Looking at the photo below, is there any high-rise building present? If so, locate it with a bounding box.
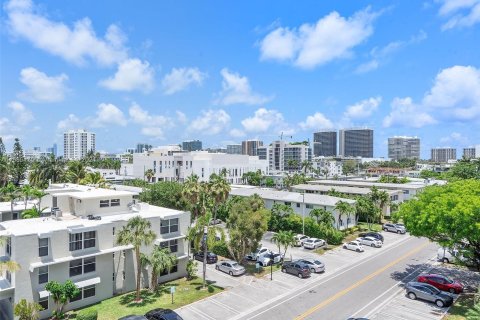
[46,143,57,157]
[339,128,374,158]
[257,141,312,172]
[226,144,242,154]
[388,136,420,160]
[313,131,337,157]
[463,145,480,159]
[182,140,202,152]
[242,140,263,156]
[431,148,456,163]
[63,129,95,160]
[135,143,152,153]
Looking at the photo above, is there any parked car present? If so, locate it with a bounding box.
[145,308,184,320]
[119,316,148,320]
[417,274,464,294]
[357,236,382,248]
[343,241,364,252]
[437,247,467,264]
[303,238,326,249]
[293,234,310,247]
[297,258,325,273]
[193,251,218,264]
[383,223,406,234]
[257,251,283,266]
[281,261,311,278]
[358,232,384,242]
[245,247,270,260]
[405,281,454,307]
[215,260,246,276]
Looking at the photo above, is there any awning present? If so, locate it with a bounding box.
[38,277,101,298]
[67,225,98,233]
[154,234,185,246]
[38,290,49,299]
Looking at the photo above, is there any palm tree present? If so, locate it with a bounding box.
[301,160,313,175]
[21,185,35,210]
[208,172,231,222]
[80,172,107,187]
[22,206,47,219]
[116,216,157,302]
[369,186,390,222]
[182,174,203,219]
[309,208,335,227]
[1,182,20,219]
[14,299,43,320]
[144,169,154,183]
[65,161,86,184]
[0,236,21,273]
[140,247,177,291]
[185,226,197,259]
[334,200,355,229]
[41,154,65,184]
[31,189,47,211]
[271,230,295,262]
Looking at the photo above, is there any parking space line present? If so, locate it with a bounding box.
[209,299,241,314]
[188,305,216,320]
[387,303,445,318]
[229,291,258,303]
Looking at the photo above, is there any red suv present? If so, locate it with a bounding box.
[417,274,463,294]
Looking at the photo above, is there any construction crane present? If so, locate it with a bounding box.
[279,132,293,141]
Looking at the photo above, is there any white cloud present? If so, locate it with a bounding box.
[215,68,272,106]
[128,103,171,127]
[241,108,289,133]
[141,127,165,139]
[57,114,81,130]
[440,132,469,145]
[176,111,188,124]
[259,7,379,69]
[99,59,155,92]
[92,103,127,127]
[382,97,437,128]
[5,0,127,66]
[438,0,480,29]
[343,97,382,119]
[422,65,480,120]
[189,109,230,135]
[19,67,68,102]
[0,118,16,142]
[229,128,246,138]
[161,67,206,95]
[7,101,33,125]
[299,112,333,130]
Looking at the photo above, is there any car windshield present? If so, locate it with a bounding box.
[440,276,454,284]
[395,224,404,227]
[231,263,240,268]
[305,239,313,243]
[314,260,322,265]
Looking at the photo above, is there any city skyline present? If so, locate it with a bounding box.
[1,0,480,159]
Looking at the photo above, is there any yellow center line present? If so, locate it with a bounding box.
[294,241,430,320]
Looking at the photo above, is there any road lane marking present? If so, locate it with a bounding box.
[294,241,431,320]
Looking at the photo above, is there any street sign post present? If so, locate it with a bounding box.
[170,286,175,304]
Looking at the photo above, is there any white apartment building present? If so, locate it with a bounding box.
[257,141,312,172]
[24,148,53,161]
[0,184,189,319]
[63,130,96,160]
[312,157,343,177]
[463,145,480,159]
[133,146,268,183]
[388,136,420,160]
[229,187,356,229]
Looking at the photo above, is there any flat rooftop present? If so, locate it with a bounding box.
[47,184,135,199]
[291,184,399,195]
[230,187,355,207]
[308,179,428,190]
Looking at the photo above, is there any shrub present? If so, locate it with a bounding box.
[76,309,98,320]
[211,241,231,258]
[186,260,198,280]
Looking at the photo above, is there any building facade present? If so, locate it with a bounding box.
[463,145,480,159]
[132,146,268,183]
[241,140,263,156]
[388,136,420,160]
[0,184,189,319]
[257,141,312,172]
[339,128,373,158]
[313,131,337,157]
[312,157,343,177]
[431,148,457,163]
[226,144,242,155]
[63,130,96,160]
[182,140,202,152]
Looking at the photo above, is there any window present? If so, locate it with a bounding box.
[160,218,179,234]
[111,199,120,207]
[122,271,126,280]
[100,200,110,208]
[38,296,48,310]
[70,259,83,277]
[160,240,178,253]
[306,204,314,209]
[6,271,11,283]
[69,233,83,251]
[83,257,96,273]
[70,290,82,302]
[38,266,48,284]
[39,238,49,257]
[284,202,291,206]
[83,231,96,249]
[83,285,96,298]
[296,203,300,208]
[6,237,11,256]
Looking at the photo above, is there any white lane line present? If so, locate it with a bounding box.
[209,298,241,314]
[231,235,417,320]
[188,305,216,320]
[228,290,257,303]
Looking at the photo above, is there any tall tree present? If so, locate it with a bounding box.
[140,247,177,291]
[65,161,86,184]
[182,174,203,218]
[21,185,35,210]
[80,172,107,187]
[309,208,335,226]
[301,160,313,175]
[369,186,390,222]
[208,172,231,222]
[0,137,5,157]
[40,154,65,184]
[1,182,20,219]
[144,169,154,183]
[116,216,157,301]
[271,230,295,262]
[0,154,9,187]
[334,200,355,229]
[140,181,187,210]
[14,299,43,320]
[45,280,80,317]
[10,138,27,185]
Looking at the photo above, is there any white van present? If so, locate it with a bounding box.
[437,247,463,263]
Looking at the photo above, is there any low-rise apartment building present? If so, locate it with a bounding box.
[0,184,189,319]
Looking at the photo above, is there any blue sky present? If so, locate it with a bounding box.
[1,0,480,158]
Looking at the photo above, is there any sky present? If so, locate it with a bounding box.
[1,0,480,159]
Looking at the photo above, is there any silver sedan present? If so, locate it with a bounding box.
[297,259,325,273]
[215,260,246,276]
[357,236,383,248]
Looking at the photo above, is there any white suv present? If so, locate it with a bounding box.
[257,251,283,266]
[383,223,406,234]
[245,247,270,261]
[293,234,310,247]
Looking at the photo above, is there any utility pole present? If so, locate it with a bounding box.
[202,226,208,289]
[302,192,305,235]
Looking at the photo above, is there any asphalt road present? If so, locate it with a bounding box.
[237,236,438,320]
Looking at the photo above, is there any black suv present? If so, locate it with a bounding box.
[145,308,183,320]
[194,251,218,264]
[358,232,384,242]
[281,261,311,278]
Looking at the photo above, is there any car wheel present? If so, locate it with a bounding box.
[281,268,286,273]
[215,265,219,270]
[384,228,388,232]
[311,268,316,273]
[408,292,417,300]
[442,258,450,263]
[356,248,360,252]
[229,271,233,276]
[343,245,347,249]
[371,244,375,247]
[449,288,456,294]
[298,273,303,279]
[435,300,445,308]
[397,230,401,234]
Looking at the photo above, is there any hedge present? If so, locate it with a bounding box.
[76,309,98,320]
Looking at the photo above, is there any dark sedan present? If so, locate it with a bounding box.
[281,261,311,278]
[194,251,218,264]
[145,308,183,320]
[358,232,384,242]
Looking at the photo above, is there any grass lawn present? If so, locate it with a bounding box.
[69,277,223,320]
[244,261,282,278]
[356,222,382,232]
[443,294,476,320]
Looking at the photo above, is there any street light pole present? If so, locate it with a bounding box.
[203,226,208,289]
[302,192,305,235]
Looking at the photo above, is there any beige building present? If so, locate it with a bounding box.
[0,184,189,319]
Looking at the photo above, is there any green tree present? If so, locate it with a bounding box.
[264,176,275,188]
[271,230,295,261]
[116,216,157,301]
[301,160,313,175]
[208,172,231,222]
[65,161,86,184]
[22,206,47,219]
[0,138,8,186]
[342,160,357,176]
[10,138,27,185]
[21,185,35,210]
[368,186,390,222]
[242,170,262,186]
[399,180,480,269]
[140,181,186,210]
[45,280,80,317]
[31,188,47,211]
[80,172,106,187]
[226,195,270,263]
[37,154,66,184]
[309,208,335,227]
[0,137,5,157]
[335,200,355,229]
[182,174,203,218]
[140,247,177,291]
[144,169,154,182]
[268,203,294,232]
[14,299,43,320]
[355,196,379,230]
[1,182,20,218]
[186,259,198,280]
